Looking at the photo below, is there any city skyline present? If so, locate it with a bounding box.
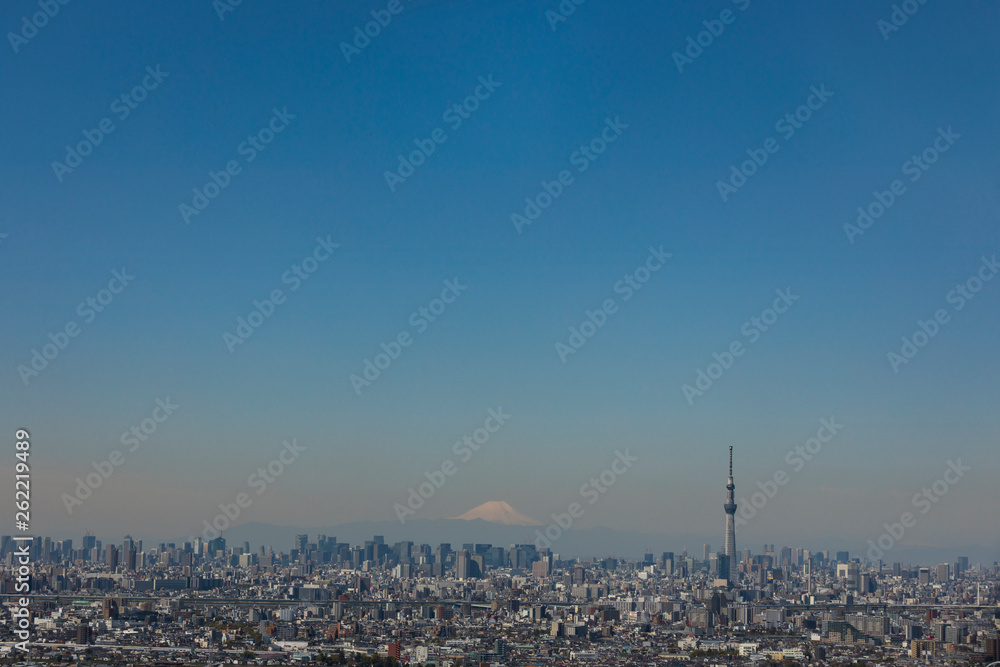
[2,530,988,571]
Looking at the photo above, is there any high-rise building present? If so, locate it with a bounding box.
[984,635,1000,661]
[456,549,471,579]
[716,554,730,581]
[102,598,119,620]
[512,544,538,570]
[702,544,711,562]
[438,543,452,565]
[395,541,414,562]
[485,546,505,568]
[723,446,737,585]
[470,553,485,576]
[76,625,93,644]
[662,552,674,574]
[105,545,119,570]
[837,562,860,590]
[208,537,225,556]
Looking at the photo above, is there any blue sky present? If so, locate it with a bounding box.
[1,0,998,554]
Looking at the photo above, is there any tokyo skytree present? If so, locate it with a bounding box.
[724,446,737,585]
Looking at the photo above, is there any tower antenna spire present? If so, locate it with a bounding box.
[723,446,737,586]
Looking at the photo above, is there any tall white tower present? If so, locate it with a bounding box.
[724,446,737,585]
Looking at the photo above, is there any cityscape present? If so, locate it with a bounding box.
[4,451,1000,665]
[3,1,1000,666]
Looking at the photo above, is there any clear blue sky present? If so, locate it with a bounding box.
[2,0,998,553]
